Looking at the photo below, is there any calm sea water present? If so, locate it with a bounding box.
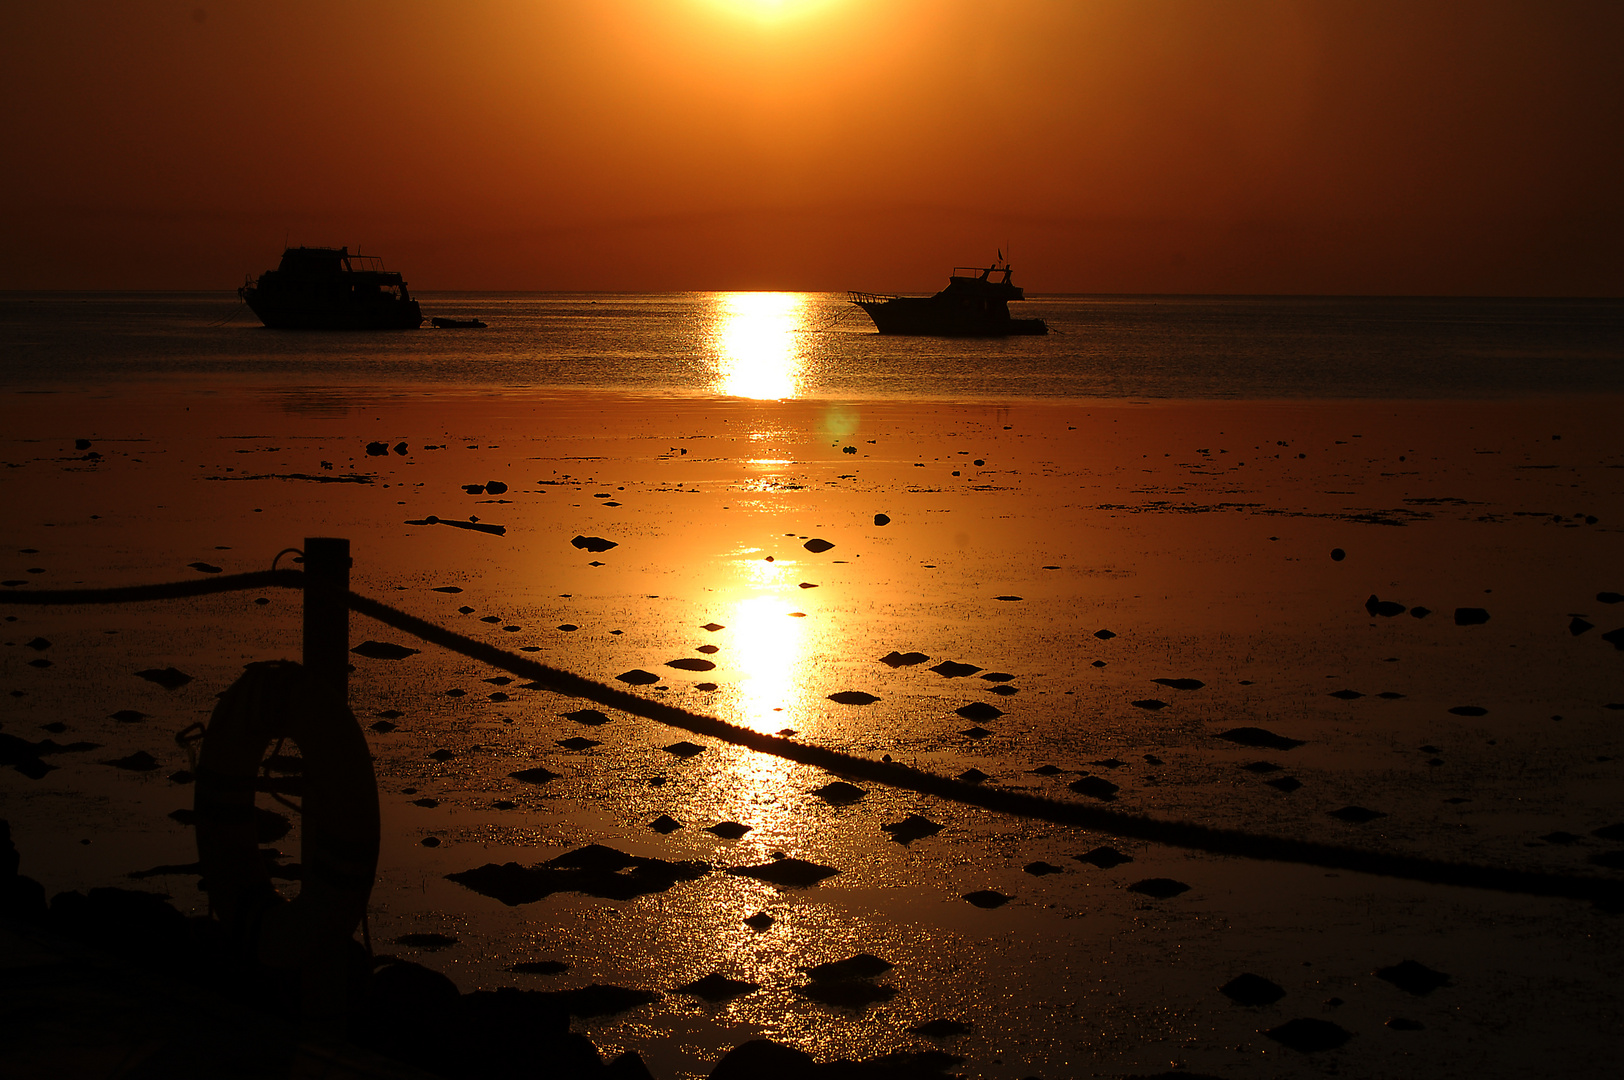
[1,290,1620,399]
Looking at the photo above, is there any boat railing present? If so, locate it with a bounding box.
[345,254,389,273]
[847,290,897,305]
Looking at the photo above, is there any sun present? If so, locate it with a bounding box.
[702,0,845,25]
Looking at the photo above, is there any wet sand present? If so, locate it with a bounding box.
[4,386,1623,1078]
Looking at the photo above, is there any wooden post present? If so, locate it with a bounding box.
[301,536,350,709]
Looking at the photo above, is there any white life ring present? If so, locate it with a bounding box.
[194,660,379,967]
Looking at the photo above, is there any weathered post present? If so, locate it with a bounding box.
[301,536,351,709]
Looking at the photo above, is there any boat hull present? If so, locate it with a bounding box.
[855,296,1047,337]
[241,287,423,330]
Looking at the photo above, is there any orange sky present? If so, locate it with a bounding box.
[4,0,1620,294]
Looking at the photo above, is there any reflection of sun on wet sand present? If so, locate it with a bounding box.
[4,387,1624,1078]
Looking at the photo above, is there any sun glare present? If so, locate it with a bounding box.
[708,291,809,399]
[725,592,810,733]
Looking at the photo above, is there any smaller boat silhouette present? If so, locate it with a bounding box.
[239,246,423,330]
[849,261,1047,336]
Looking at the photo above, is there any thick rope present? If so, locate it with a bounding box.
[6,573,1620,904]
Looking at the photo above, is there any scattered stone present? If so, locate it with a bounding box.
[1217,727,1304,750]
[566,709,612,727]
[677,973,759,1001]
[444,688,467,698]
[110,710,147,723]
[1090,758,1126,769]
[993,595,1022,602]
[1077,846,1132,869]
[960,726,991,739]
[1131,698,1168,710]
[103,751,160,772]
[956,768,989,784]
[805,953,893,982]
[1597,591,1624,604]
[370,720,398,733]
[1221,973,1286,1006]
[930,660,981,678]
[1266,777,1303,792]
[394,932,459,950]
[1329,806,1387,824]
[1592,823,1624,841]
[695,682,719,691]
[879,650,930,667]
[557,737,599,751]
[726,858,840,887]
[874,513,890,526]
[1152,678,1205,690]
[1410,606,1432,618]
[662,741,705,758]
[509,767,559,784]
[1448,705,1488,716]
[510,960,569,975]
[794,981,895,1008]
[135,667,192,690]
[980,671,1015,682]
[1127,878,1190,899]
[1375,960,1452,995]
[24,637,50,651]
[1365,595,1406,617]
[812,781,865,804]
[1242,760,1282,773]
[1603,627,1624,650]
[955,701,1003,721]
[351,640,420,660]
[1030,764,1063,775]
[707,822,752,840]
[485,480,508,494]
[1094,629,1116,639]
[366,441,389,456]
[1023,861,1064,876]
[187,562,223,574]
[449,845,711,904]
[666,658,716,672]
[1143,753,1163,765]
[1264,1017,1352,1053]
[616,669,660,686]
[827,691,879,705]
[1330,548,1345,561]
[1540,831,1583,845]
[1330,689,1364,700]
[744,912,774,930]
[701,622,726,632]
[1387,1017,1425,1031]
[802,538,834,553]
[1069,776,1119,800]
[571,535,618,552]
[963,890,1010,908]
[910,1019,972,1038]
[1378,691,1406,699]
[1454,607,1491,626]
[882,814,942,844]
[649,815,682,834]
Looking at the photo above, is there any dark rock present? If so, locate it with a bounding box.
[649,814,683,834]
[827,690,879,705]
[370,720,398,733]
[1127,878,1190,899]
[1023,861,1064,876]
[1329,805,1387,824]
[959,726,991,739]
[366,441,389,456]
[187,562,223,574]
[351,640,420,660]
[1264,1017,1352,1052]
[678,973,760,1001]
[930,660,981,678]
[910,1018,972,1038]
[1365,594,1406,617]
[812,781,866,804]
[1076,846,1132,869]
[1571,616,1594,635]
[667,657,717,672]
[1602,626,1624,650]
[1131,698,1168,710]
[485,480,508,494]
[1454,607,1491,625]
[956,768,989,783]
[1221,972,1286,1006]
[707,822,752,840]
[557,737,599,751]
[1094,629,1116,639]
[1266,776,1303,792]
[1387,1017,1425,1031]
[873,513,890,526]
[993,595,1023,602]
[134,667,192,690]
[1592,823,1624,841]
[103,751,160,772]
[412,798,440,808]
[1375,959,1451,995]
[701,622,726,632]
[23,637,50,651]
[1091,758,1126,769]
[110,710,147,723]
[805,953,893,981]
[963,889,1010,908]
[802,538,834,553]
[1597,591,1624,604]
[616,669,660,685]
[566,709,613,726]
[726,858,839,887]
[1329,689,1364,700]
[394,932,459,950]
[509,766,559,784]
[1217,727,1304,750]
[571,535,618,552]
[744,911,774,930]
[1068,775,1119,800]
[709,1040,820,1080]
[448,845,710,904]
[1587,849,1624,869]
[879,650,930,667]
[1242,760,1283,773]
[1152,678,1205,690]
[1029,764,1063,775]
[882,814,942,844]
[663,741,706,758]
[1448,705,1489,716]
[794,980,896,1008]
[429,747,457,760]
[1330,548,1345,561]
[1410,606,1432,618]
[980,671,1015,682]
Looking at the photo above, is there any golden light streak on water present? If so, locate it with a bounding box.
[710,292,808,399]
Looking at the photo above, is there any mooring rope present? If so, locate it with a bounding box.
[5,573,1620,905]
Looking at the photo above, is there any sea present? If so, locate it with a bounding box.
[2,291,1621,399]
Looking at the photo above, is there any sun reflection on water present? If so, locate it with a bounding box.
[725,592,808,733]
[709,292,809,399]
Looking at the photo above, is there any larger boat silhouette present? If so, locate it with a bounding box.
[849,261,1047,336]
[239,246,423,329]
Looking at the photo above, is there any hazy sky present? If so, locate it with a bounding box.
[4,0,1620,294]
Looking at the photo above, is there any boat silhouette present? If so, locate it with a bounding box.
[849,262,1047,336]
[239,246,423,330]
